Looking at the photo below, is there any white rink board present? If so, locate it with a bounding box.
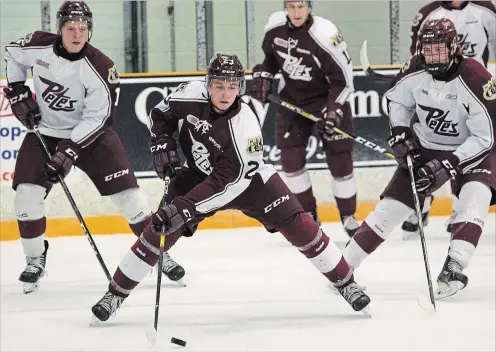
[1,216,495,352]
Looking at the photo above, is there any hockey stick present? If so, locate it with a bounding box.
[34,128,111,281]
[268,94,395,159]
[406,154,436,313]
[147,171,173,346]
[359,40,394,81]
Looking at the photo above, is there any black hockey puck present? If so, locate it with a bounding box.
[170,337,187,347]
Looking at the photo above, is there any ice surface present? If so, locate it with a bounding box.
[1,216,495,351]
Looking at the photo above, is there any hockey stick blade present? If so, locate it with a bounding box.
[359,40,393,81]
[359,40,371,74]
[147,327,158,346]
[417,294,436,314]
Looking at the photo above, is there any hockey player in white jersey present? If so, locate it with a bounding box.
[344,18,496,299]
[3,1,184,293]
[403,0,496,237]
[90,54,370,322]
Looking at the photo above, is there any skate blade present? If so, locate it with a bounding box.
[434,282,464,300]
[22,282,40,294]
[89,315,102,327]
[417,294,436,313]
[174,279,187,288]
[146,327,158,346]
[360,305,371,318]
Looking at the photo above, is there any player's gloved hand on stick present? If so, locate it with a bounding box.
[317,102,344,141]
[250,64,273,104]
[149,134,181,179]
[44,139,80,183]
[387,126,421,169]
[152,197,195,236]
[3,84,41,129]
[415,155,459,196]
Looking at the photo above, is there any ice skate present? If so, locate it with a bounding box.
[401,211,429,240]
[19,240,49,294]
[161,252,186,286]
[342,215,360,238]
[335,279,371,315]
[435,255,468,300]
[91,291,124,324]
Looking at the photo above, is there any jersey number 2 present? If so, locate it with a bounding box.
[244,161,259,179]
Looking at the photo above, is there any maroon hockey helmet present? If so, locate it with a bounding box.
[56,1,93,37]
[417,18,459,75]
[206,53,246,95]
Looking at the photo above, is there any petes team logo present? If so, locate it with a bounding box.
[189,130,212,175]
[246,136,263,155]
[482,77,496,101]
[418,104,459,136]
[187,114,211,135]
[276,51,312,81]
[108,66,120,84]
[39,76,77,112]
[457,33,477,57]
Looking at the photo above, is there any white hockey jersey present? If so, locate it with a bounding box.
[386,56,496,174]
[4,31,119,148]
[410,1,496,71]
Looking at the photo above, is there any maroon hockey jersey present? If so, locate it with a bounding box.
[260,12,354,112]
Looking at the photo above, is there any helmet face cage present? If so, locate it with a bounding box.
[207,75,246,95]
[417,19,458,74]
[206,54,246,95]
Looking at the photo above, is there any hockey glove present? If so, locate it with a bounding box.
[149,134,181,179]
[387,126,421,169]
[250,64,273,104]
[317,102,345,141]
[44,139,81,183]
[3,84,41,129]
[415,155,459,196]
[152,197,195,236]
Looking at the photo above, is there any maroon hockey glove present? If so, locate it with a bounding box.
[318,102,344,141]
[415,155,459,196]
[44,139,81,183]
[250,64,273,104]
[3,84,41,129]
[149,134,181,180]
[152,197,195,235]
[387,126,421,169]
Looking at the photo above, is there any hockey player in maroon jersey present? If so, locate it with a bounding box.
[402,0,496,237]
[250,1,359,237]
[344,18,496,299]
[90,54,371,321]
[3,0,184,293]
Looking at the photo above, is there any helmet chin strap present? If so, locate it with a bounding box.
[211,103,226,114]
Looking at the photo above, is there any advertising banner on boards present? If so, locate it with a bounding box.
[115,70,398,178]
[0,68,400,182]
